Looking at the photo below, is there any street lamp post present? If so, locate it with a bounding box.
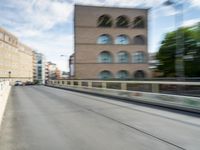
[8,71,11,79]
[163,0,185,80]
[8,71,11,85]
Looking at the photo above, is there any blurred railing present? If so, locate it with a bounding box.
[0,79,10,97]
[0,79,11,128]
[47,79,200,113]
[48,80,200,96]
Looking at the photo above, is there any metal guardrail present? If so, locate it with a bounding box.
[47,80,200,113]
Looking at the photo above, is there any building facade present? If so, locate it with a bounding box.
[55,68,61,80]
[33,52,46,84]
[0,27,33,82]
[72,5,150,79]
[46,61,57,80]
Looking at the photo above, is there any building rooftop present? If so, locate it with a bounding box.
[0,27,18,39]
[75,4,149,11]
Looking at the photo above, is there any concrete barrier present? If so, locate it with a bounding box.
[47,80,200,113]
[0,80,11,128]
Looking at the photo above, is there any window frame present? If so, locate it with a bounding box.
[117,51,129,63]
[133,16,145,28]
[99,70,113,79]
[97,34,112,44]
[97,15,113,27]
[115,35,130,45]
[116,70,129,79]
[132,51,145,63]
[116,15,129,28]
[98,51,113,63]
[133,35,145,45]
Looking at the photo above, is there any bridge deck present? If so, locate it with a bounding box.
[0,86,200,150]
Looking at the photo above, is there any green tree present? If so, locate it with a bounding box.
[156,25,200,77]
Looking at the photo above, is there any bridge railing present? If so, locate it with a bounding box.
[47,79,200,113]
[0,79,11,128]
[48,80,200,96]
[0,79,10,97]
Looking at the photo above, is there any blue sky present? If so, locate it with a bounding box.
[0,0,200,71]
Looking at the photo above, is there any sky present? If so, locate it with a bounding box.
[0,0,200,72]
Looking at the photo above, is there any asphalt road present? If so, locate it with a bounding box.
[0,86,200,150]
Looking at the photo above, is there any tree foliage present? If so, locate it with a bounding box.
[156,25,200,77]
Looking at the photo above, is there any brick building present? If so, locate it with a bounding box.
[71,5,150,79]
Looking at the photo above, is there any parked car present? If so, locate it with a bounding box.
[15,81,23,86]
[25,81,34,85]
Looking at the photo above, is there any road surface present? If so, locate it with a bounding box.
[0,86,200,150]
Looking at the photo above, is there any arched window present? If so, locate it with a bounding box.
[117,70,129,79]
[134,35,145,45]
[97,34,112,44]
[116,15,129,28]
[132,52,145,63]
[133,16,145,28]
[134,70,146,78]
[97,15,112,27]
[98,51,112,63]
[117,51,129,63]
[115,35,130,45]
[99,70,113,79]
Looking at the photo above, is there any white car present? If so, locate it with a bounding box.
[15,81,23,86]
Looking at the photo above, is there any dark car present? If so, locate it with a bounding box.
[25,81,34,86]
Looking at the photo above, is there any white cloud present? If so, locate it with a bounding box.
[190,0,200,7]
[182,18,200,27]
[74,0,164,8]
[2,0,72,32]
[151,6,176,19]
[29,0,72,30]
[13,28,42,37]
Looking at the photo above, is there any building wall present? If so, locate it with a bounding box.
[33,51,37,81]
[74,5,150,79]
[0,27,33,82]
[18,43,33,81]
[75,64,150,79]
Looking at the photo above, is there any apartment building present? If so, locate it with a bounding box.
[33,52,46,84]
[0,27,33,82]
[72,5,150,79]
[46,61,57,80]
[55,68,61,80]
